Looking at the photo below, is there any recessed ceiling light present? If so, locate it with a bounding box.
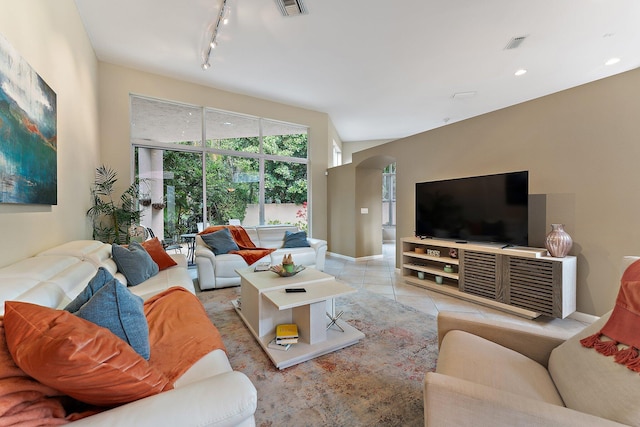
[605,57,620,66]
[514,69,527,76]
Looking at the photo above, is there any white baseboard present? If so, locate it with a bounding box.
[568,311,599,324]
[327,252,383,263]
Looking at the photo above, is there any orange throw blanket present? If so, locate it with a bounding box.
[199,225,275,265]
[581,259,640,371]
[0,319,69,426]
[144,287,226,383]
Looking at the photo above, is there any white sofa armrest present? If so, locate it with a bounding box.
[307,238,327,271]
[70,371,257,427]
[195,236,217,290]
[169,253,188,268]
[437,312,575,367]
[424,372,625,427]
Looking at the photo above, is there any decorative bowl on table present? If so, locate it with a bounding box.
[270,264,305,277]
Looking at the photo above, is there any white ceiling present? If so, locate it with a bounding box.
[74,0,640,142]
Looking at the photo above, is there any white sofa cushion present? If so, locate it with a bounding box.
[46,260,98,297]
[437,329,564,405]
[2,257,101,312]
[128,254,194,300]
[255,226,298,248]
[85,245,121,279]
[14,281,69,311]
[0,278,40,312]
[0,255,80,281]
[38,241,125,284]
[37,240,105,259]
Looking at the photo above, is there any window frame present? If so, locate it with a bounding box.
[130,95,310,232]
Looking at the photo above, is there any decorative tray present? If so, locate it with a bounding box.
[270,264,306,277]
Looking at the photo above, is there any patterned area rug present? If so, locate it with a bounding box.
[198,287,439,427]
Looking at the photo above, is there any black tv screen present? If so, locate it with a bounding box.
[415,171,528,246]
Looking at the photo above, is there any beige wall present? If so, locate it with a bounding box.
[355,167,383,257]
[327,164,357,256]
[342,139,394,164]
[0,0,100,266]
[340,67,640,316]
[97,62,334,240]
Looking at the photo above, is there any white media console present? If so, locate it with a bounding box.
[401,236,576,319]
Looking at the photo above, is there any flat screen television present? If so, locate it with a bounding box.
[415,171,528,246]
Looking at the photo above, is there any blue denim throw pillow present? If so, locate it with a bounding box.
[112,241,159,286]
[64,266,114,313]
[201,227,240,255]
[65,268,150,360]
[282,230,311,248]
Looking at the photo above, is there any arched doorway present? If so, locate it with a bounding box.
[354,155,396,258]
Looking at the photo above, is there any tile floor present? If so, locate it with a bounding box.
[323,243,591,336]
[190,242,590,336]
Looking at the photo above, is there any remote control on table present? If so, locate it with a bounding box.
[285,288,306,293]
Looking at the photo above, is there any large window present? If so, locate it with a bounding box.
[135,148,203,240]
[205,153,259,226]
[130,96,309,240]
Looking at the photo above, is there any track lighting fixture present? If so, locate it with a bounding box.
[202,0,230,71]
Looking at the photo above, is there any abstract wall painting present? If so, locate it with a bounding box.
[0,33,57,205]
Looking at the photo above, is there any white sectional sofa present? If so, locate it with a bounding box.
[195,225,328,290]
[0,240,257,427]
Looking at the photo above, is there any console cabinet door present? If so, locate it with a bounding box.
[459,250,506,302]
[504,257,561,317]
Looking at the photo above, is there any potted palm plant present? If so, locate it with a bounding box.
[87,165,143,244]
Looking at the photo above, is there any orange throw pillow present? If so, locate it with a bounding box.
[0,319,67,422]
[141,238,178,271]
[3,301,172,407]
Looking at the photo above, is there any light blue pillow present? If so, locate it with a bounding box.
[64,267,114,313]
[65,271,150,360]
[282,230,311,248]
[112,241,159,286]
[201,228,239,255]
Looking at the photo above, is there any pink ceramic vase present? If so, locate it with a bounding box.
[545,224,573,257]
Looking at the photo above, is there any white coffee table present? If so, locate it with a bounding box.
[234,267,365,369]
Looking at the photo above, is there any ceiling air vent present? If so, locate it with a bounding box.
[452,91,477,100]
[275,0,308,16]
[504,35,528,50]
